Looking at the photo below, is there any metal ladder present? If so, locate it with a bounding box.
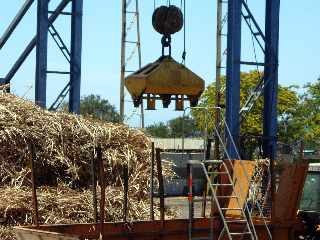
[183,106,272,240]
[47,23,74,111]
[188,159,257,240]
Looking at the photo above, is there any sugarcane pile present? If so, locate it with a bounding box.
[0,93,174,239]
[248,158,271,216]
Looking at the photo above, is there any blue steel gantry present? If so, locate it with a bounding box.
[0,0,83,114]
[1,0,280,159]
[225,0,280,160]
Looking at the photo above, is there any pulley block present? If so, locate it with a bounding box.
[152,5,184,36]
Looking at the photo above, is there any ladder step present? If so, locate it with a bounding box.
[221,208,242,211]
[125,40,138,44]
[208,171,228,175]
[193,198,212,203]
[217,195,237,198]
[204,160,222,164]
[212,183,232,186]
[226,219,247,223]
[230,232,252,235]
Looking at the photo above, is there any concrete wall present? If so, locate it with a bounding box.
[151,138,205,150]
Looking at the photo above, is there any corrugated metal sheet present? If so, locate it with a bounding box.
[151,138,205,150]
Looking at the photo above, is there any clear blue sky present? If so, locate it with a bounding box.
[0,0,319,127]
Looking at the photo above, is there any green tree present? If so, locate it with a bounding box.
[62,95,121,123]
[168,116,198,137]
[283,78,320,148]
[192,70,300,157]
[145,116,199,138]
[193,70,298,134]
[145,122,170,138]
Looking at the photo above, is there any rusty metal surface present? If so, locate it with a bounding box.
[15,218,300,240]
[150,143,155,220]
[156,148,165,225]
[273,162,309,222]
[30,143,39,226]
[152,6,183,35]
[97,146,105,236]
[91,149,98,223]
[16,219,267,240]
[15,227,79,240]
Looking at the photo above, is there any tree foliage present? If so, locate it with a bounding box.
[168,116,198,137]
[62,95,121,123]
[281,78,320,148]
[145,122,170,138]
[192,71,299,137]
[146,116,198,138]
[191,71,301,158]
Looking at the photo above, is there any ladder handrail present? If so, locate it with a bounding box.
[210,161,257,239]
[212,121,259,240]
[183,106,272,240]
[220,160,256,238]
[200,163,234,240]
[184,106,258,239]
[188,160,256,240]
[221,116,272,239]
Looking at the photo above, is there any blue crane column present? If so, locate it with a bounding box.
[263,0,280,160]
[35,0,49,108]
[226,0,242,159]
[69,0,83,114]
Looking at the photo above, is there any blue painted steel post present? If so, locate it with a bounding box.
[226,0,242,159]
[5,0,70,84]
[263,0,280,160]
[0,0,35,49]
[35,0,49,108]
[69,0,83,114]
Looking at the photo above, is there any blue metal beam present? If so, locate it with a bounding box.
[263,0,280,160]
[0,0,35,49]
[226,0,242,159]
[69,0,83,114]
[241,0,265,53]
[35,0,49,108]
[49,82,70,111]
[4,0,71,84]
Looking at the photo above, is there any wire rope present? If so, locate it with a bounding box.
[182,0,186,64]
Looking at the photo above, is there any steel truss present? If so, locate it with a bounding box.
[0,0,83,113]
[120,0,144,128]
[225,0,280,160]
